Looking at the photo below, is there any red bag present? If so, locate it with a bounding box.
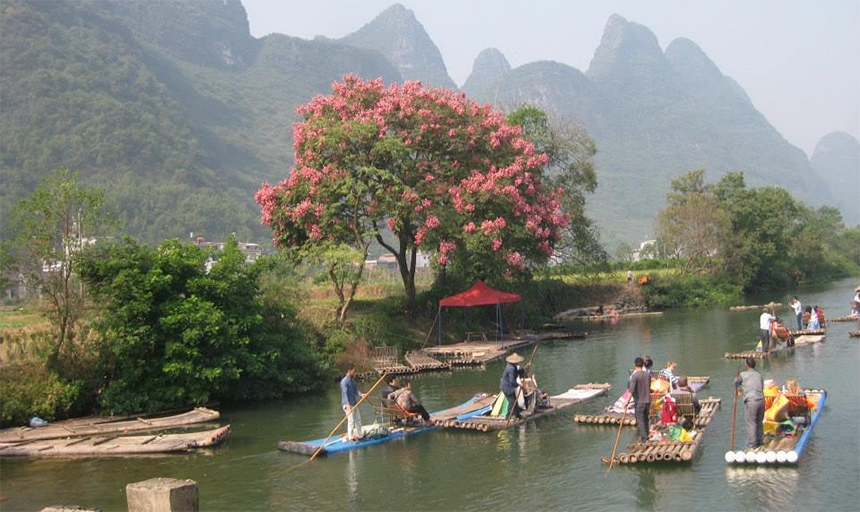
[660,394,677,425]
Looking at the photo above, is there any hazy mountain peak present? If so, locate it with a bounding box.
[813,131,860,155]
[810,132,860,224]
[665,38,721,79]
[587,13,667,82]
[462,48,511,96]
[340,3,456,89]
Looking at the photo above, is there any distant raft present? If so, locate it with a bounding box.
[438,383,612,432]
[725,335,824,359]
[730,303,782,311]
[725,389,825,465]
[828,315,859,323]
[0,425,230,457]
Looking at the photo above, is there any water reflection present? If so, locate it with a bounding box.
[725,466,800,512]
[635,470,657,511]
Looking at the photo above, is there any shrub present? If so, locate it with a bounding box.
[0,362,81,427]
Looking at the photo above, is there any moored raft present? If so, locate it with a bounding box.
[601,398,721,465]
[849,330,860,338]
[0,425,230,457]
[440,383,612,432]
[278,394,495,456]
[0,407,221,443]
[828,315,858,323]
[725,390,825,465]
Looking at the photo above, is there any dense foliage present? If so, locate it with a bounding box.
[77,237,323,414]
[257,76,568,312]
[656,170,860,292]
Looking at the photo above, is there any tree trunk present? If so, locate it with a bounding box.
[376,229,417,313]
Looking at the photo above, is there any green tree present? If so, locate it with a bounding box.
[712,172,798,290]
[506,106,607,267]
[78,237,321,413]
[6,169,114,363]
[656,170,730,275]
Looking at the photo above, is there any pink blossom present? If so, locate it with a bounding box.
[462,222,476,233]
[492,239,503,251]
[425,215,440,229]
[386,218,396,231]
[437,254,449,266]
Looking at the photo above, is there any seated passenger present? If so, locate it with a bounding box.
[380,375,399,401]
[658,361,679,390]
[390,380,434,425]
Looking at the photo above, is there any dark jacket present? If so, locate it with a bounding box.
[500,363,524,396]
[628,369,651,405]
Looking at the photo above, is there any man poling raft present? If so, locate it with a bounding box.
[726,372,825,465]
[495,351,549,421]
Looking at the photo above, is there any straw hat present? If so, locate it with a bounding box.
[505,352,524,364]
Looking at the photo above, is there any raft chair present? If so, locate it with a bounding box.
[374,398,420,428]
[671,392,697,423]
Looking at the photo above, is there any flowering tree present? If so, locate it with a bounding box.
[256,75,568,312]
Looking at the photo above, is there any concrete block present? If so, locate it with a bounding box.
[126,478,199,512]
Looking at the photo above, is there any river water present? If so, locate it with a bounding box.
[2,278,858,512]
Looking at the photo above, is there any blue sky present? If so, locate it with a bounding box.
[242,0,860,157]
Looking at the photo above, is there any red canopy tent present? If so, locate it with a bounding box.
[436,280,523,345]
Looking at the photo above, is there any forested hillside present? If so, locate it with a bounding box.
[1,0,400,244]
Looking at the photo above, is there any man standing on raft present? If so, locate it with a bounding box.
[734,357,764,448]
[628,357,651,442]
[501,352,526,419]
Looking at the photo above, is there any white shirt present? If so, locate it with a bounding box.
[759,312,775,330]
[791,300,802,315]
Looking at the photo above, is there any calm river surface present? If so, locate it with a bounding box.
[2,278,859,512]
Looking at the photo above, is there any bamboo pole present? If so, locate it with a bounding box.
[606,397,631,472]
[309,372,387,461]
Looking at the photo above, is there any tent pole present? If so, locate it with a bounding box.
[438,306,442,346]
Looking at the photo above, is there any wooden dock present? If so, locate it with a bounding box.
[601,398,721,465]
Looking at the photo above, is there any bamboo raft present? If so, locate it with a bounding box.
[828,315,859,323]
[601,398,721,465]
[404,350,450,371]
[725,334,825,359]
[730,303,782,311]
[0,407,220,443]
[564,311,663,321]
[725,390,825,465]
[437,383,612,432]
[850,331,860,338]
[0,425,230,457]
[574,377,710,426]
[538,331,588,341]
[788,329,825,336]
[278,394,496,456]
